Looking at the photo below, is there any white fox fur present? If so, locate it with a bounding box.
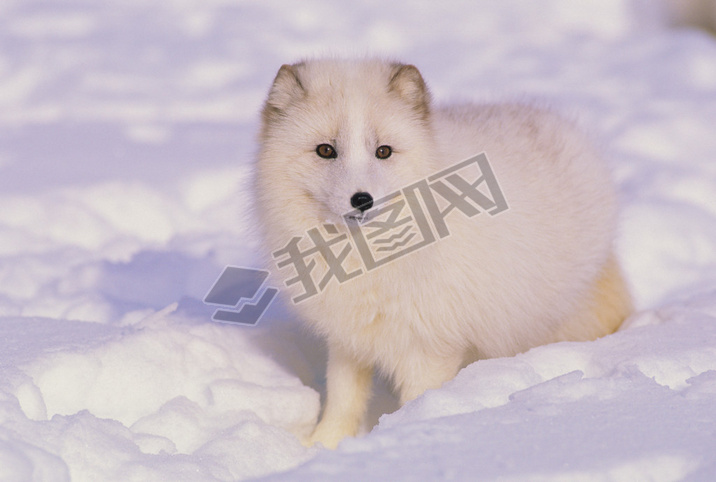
[254,58,632,449]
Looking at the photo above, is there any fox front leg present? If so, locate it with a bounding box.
[394,352,464,406]
[307,344,373,449]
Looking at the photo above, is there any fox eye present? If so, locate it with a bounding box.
[316,144,337,159]
[375,145,392,159]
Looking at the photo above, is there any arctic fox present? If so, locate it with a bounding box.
[254,58,632,449]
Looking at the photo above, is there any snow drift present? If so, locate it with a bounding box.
[1,1,716,480]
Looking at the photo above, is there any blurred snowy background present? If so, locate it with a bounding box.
[1,0,716,480]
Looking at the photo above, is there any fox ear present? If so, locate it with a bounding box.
[266,64,305,112]
[389,64,430,118]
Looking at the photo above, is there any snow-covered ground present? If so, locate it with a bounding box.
[1,1,716,480]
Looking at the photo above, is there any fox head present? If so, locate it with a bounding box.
[256,59,437,233]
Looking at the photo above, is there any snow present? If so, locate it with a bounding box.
[1,0,716,480]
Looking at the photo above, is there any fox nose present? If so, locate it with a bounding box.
[350,192,373,212]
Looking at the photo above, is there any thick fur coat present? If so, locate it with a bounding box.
[254,58,632,449]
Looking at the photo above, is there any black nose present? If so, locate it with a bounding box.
[350,192,373,212]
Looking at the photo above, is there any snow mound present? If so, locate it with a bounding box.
[2,0,716,480]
